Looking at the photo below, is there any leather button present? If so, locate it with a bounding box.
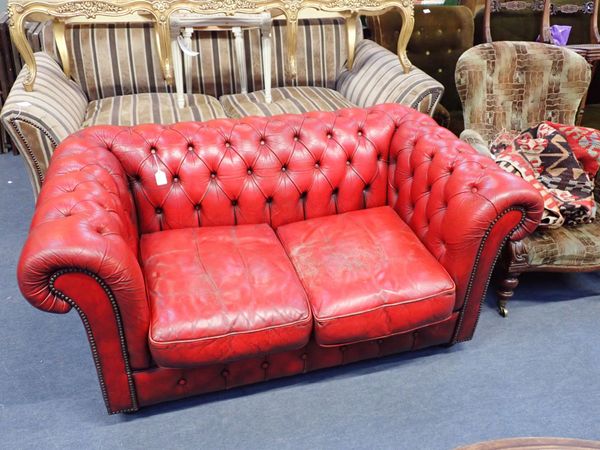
[177,378,187,386]
[425,50,430,56]
[194,204,201,211]
[471,187,478,193]
[231,199,238,206]
[377,339,384,345]
[260,139,265,145]
[150,148,157,154]
[315,162,320,168]
[225,142,231,148]
[266,196,273,204]
[247,168,253,175]
[346,160,351,166]
[281,166,287,172]
[221,369,229,377]
[155,207,162,214]
[261,361,269,369]
[210,172,217,179]
[294,136,299,142]
[357,130,363,136]
[188,145,194,152]
[173,176,179,183]
[327,133,332,139]
[438,68,443,73]
[301,353,308,360]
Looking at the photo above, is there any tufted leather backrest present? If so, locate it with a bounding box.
[103,108,396,233]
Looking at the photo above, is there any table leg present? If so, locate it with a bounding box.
[260,23,272,103]
[54,20,71,79]
[182,27,194,95]
[232,27,248,94]
[285,18,298,80]
[154,18,173,84]
[345,12,359,70]
[171,32,185,108]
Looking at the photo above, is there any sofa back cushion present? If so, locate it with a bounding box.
[41,18,349,101]
[105,108,394,233]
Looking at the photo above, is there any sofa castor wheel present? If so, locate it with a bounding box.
[498,304,508,318]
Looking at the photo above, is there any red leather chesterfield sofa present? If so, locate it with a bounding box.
[17,104,543,414]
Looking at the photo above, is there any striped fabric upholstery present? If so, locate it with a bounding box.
[0,52,87,196]
[83,93,226,127]
[336,40,444,116]
[220,86,355,118]
[41,18,350,101]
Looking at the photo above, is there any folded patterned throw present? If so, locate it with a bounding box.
[491,122,600,228]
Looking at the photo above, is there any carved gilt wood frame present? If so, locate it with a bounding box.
[7,0,414,92]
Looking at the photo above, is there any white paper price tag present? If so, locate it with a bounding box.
[155,169,168,186]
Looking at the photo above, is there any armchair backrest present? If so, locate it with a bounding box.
[482,0,545,42]
[543,0,600,44]
[41,18,351,101]
[456,41,591,144]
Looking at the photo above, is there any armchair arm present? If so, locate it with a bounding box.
[0,52,88,198]
[373,105,543,342]
[336,40,444,116]
[459,128,494,158]
[17,128,149,413]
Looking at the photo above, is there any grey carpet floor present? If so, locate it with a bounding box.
[1,153,599,449]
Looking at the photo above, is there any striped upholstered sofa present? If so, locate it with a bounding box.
[1,18,444,197]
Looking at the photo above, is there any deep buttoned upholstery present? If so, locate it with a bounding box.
[17,105,544,414]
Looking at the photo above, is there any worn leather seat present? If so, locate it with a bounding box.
[278,206,455,346]
[141,224,311,367]
[17,105,543,413]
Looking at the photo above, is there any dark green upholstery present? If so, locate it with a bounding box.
[474,3,600,44]
[474,9,543,43]
[367,5,474,134]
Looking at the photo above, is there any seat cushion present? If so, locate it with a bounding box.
[523,207,600,267]
[82,92,226,127]
[219,86,356,119]
[141,224,312,368]
[276,206,456,347]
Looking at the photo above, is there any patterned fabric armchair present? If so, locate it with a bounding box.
[0,19,444,197]
[456,40,599,316]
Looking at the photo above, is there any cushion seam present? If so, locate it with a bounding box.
[316,313,456,347]
[313,287,456,323]
[149,314,312,346]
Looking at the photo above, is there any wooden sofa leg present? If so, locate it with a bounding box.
[496,273,520,317]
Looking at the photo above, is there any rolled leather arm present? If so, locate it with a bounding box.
[17,128,150,372]
[336,40,445,116]
[373,104,544,341]
[0,52,88,198]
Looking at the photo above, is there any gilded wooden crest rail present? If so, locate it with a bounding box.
[7,0,414,92]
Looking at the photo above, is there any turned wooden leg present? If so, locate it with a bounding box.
[496,273,520,318]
